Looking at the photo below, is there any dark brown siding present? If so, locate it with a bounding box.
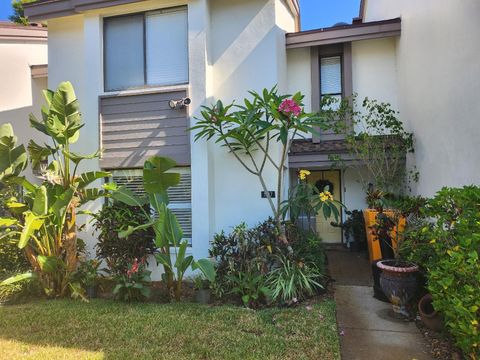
[99,89,190,169]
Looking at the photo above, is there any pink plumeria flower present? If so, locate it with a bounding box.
[279,98,302,117]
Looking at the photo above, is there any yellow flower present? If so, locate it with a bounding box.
[472,319,478,326]
[429,239,436,244]
[319,191,334,202]
[298,169,311,180]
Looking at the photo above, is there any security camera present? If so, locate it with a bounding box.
[169,97,191,109]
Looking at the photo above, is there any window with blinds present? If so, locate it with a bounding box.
[320,56,342,110]
[104,7,189,92]
[111,168,192,245]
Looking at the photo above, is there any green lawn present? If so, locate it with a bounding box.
[0,299,340,360]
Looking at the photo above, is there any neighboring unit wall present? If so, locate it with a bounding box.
[0,24,48,180]
[363,0,480,195]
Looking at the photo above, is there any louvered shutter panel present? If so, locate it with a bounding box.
[111,168,192,245]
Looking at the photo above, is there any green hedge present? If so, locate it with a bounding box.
[407,186,480,357]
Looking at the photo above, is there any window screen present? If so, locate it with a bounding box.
[104,7,189,91]
[111,168,192,245]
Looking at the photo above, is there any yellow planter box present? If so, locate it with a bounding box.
[363,209,406,263]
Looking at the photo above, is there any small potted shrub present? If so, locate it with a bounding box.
[193,275,212,304]
[331,209,367,251]
[75,259,102,298]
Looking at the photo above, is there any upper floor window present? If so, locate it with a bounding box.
[320,55,342,109]
[104,7,188,92]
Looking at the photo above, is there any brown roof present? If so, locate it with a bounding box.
[25,0,300,24]
[290,139,349,155]
[286,18,401,49]
[0,21,47,41]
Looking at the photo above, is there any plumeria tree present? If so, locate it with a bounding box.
[191,87,333,243]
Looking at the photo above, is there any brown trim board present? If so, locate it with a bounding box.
[31,64,48,78]
[25,0,301,25]
[286,18,401,49]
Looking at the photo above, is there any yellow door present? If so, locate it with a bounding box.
[308,170,342,244]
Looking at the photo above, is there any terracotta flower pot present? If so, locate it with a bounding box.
[377,260,419,317]
[418,293,444,332]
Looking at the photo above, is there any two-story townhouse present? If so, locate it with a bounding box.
[22,0,480,269]
[23,0,299,278]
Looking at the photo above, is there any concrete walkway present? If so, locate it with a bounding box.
[327,249,432,360]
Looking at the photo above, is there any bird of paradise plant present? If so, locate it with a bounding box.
[0,81,109,297]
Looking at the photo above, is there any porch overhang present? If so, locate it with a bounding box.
[289,139,355,169]
[286,18,401,49]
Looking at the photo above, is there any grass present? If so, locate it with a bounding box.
[0,299,340,360]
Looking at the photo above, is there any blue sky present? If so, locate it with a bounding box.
[0,0,360,30]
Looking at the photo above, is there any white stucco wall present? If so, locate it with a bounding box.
[0,34,48,180]
[286,47,311,112]
[351,37,398,127]
[209,0,296,233]
[364,0,480,195]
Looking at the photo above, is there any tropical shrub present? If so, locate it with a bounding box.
[0,273,42,304]
[267,255,323,305]
[228,269,271,308]
[73,259,101,288]
[288,227,327,274]
[209,220,289,298]
[192,87,326,244]
[113,258,151,302]
[93,201,156,276]
[0,82,109,298]
[405,186,480,357]
[108,156,215,301]
[210,219,327,307]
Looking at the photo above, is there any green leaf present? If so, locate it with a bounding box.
[37,255,62,273]
[18,212,44,249]
[50,187,74,222]
[0,218,18,227]
[143,156,180,201]
[63,150,101,165]
[32,185,48,216]
[0,272,34,286]
[118,222,154,238]
[75,171,111,189]
[155,253,172,271]
[192,259,216,283]
[110,186,147,207]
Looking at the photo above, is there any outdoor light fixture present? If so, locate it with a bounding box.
[169,97,191,110]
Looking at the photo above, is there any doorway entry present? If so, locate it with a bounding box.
[308,170,342,244]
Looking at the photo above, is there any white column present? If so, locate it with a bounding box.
[188,0,213,259]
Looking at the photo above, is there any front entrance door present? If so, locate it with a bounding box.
[308,170,342,244]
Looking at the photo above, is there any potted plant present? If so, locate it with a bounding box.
[374,197,425,317]
[331,209,367,251]
[193,275,212,304]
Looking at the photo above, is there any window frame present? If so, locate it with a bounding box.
[311,43,353,141]
[103,6,189,93]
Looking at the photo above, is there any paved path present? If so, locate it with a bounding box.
[327,249,432,360]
